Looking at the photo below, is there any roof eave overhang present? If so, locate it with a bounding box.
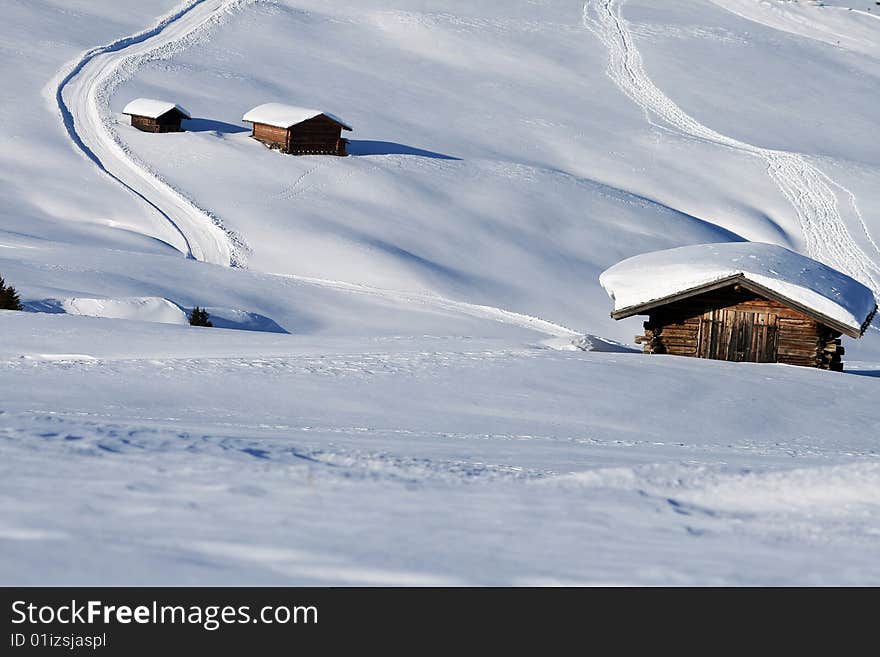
[123,108,190,120]
[609,273,868,338]
[243,120,295,129]
[243,114,352,131]
[609,274,744,320]
[861,304,879,336]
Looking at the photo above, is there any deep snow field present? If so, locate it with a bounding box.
[1,0,879,585]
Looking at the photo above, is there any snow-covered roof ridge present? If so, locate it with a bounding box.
[242,103,352,130]
[599,242,878,336]
[122,98,191,119]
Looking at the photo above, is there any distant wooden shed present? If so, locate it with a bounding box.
[600,243,877,371]
[122,98,191,133]
[242,103,352,156]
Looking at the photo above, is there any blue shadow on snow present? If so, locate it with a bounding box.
[182,118,249,134]
[204,311,290,334]
[846,369,880,378]
[346,140,460,160]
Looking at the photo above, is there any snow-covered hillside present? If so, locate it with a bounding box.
[1,0,879,584]
[3,312,880,585]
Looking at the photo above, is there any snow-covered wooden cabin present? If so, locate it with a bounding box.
[242,103,352,155]
[600,243,877,370]
[122,98,191,133]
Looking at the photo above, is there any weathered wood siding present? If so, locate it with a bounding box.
[252,122,289,147]
[130,111,184,133]
[288,115,344,155]
[251,115,347,155]
[131,115,162,132]
[634,286,844,370]
[697,308,779,363]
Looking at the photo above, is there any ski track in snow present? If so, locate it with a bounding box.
[48,0,584,340]
[43,0,880,343]
[50,0,250,267]
[583,0,880,299]
[275,272,581,338]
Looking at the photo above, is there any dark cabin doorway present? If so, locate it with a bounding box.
[697,308,779,363]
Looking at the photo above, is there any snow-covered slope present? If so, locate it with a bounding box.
[3,311,880,585]
[1,0,879,584]
[4,0,879,342]
[585,0,880,297]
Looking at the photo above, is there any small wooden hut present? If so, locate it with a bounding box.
[600,243,877,371]
[122,98,191,133]
[242,103,352,155]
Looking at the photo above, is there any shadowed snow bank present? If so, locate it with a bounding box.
[23,296,288,334]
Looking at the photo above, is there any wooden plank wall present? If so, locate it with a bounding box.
[131,115,162,133]
[130,114,182,133]
[156,112,184,130]
[288,115,343,154]
[252,116,345,155]
[634,287,841,369]
[698,308,778,363]
[252,122,288,147]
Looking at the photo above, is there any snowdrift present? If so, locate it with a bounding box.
[61,296,188,325]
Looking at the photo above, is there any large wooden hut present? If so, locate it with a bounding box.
[242,103,352,155]
[122,98,190,133]
[600,243,877,371]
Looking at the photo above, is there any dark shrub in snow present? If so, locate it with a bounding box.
[0,275,23,311]
[188,306,213,327]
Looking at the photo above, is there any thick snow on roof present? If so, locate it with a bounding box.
[122,98,190,119]
[600,242,877,333]
[242,103,352,130]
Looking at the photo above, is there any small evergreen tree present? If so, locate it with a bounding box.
[189,305,212,327]
[0,275,23,311]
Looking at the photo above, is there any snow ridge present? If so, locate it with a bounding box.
[278,273,581,339]
[708,0,880,58]
[583,0,880,299]
[49,0,251,267]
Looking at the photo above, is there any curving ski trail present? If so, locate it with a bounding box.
[50,0,251,267]
[47,0,588,341]
[275,272,582,339]
[583,0,880,298]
